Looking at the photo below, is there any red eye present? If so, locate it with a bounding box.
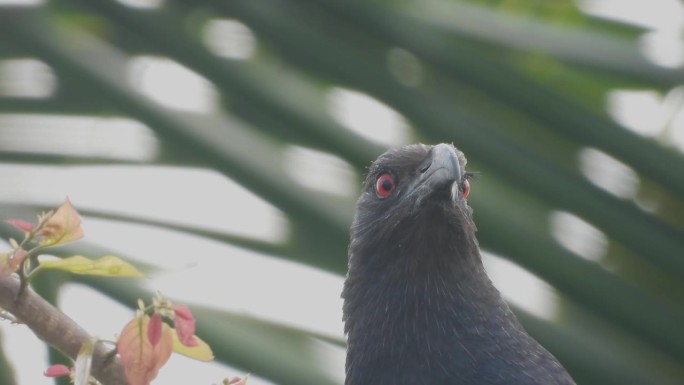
[462,179,470,199]
[375,173,396,198]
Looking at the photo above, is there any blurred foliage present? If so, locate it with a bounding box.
[1,1,684,385]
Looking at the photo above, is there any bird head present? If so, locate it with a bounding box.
[348,143,477,271]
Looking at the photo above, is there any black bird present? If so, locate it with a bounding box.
[343,143,575,385]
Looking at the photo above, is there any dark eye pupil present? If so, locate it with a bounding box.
[381,180,393,192]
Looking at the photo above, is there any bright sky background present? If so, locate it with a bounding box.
[0,0,683,384]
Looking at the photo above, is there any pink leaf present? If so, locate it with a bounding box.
[44,364,71,378]
[174,304,193,320]
[118,316,173,385]
[147,313,162,346]
[228,375,250,384]
[40,198,84,247]
[5,219,35,232]
[173,305,197,347]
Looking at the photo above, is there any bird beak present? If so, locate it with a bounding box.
[415,143,463,201]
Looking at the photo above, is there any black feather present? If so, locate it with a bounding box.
[343,143,575,385]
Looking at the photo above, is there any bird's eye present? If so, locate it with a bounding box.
[462,179,470,199]
[375,173,396,198]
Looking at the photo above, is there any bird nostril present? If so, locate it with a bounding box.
[419,160,432,173]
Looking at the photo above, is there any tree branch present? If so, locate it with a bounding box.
[0,274,128,385]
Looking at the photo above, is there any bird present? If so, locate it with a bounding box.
[342,143,576,385]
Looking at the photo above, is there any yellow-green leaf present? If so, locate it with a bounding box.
[0,252,10,276]
[171,332,214,361]
[74,338,96,385]
[39,255,144,278]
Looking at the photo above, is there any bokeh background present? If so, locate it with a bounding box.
[0,0,683,384]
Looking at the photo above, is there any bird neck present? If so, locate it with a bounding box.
[343,214,517,384]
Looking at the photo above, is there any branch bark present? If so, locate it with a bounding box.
[0,274,128,385]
